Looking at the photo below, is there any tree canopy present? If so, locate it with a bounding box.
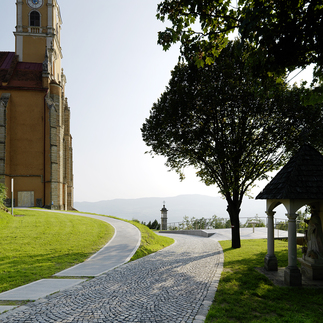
[141,41,323,248]
[157,0,323,81]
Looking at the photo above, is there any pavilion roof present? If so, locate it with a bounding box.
[256,145,323,200]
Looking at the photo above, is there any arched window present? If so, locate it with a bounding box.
[30,11,40,27]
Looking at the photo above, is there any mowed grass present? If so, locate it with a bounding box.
[206,239,323,323]
[0,209,114,293]
[0,210,174,294]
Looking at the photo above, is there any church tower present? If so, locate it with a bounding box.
[0,0,74,210]
[15,0,63,84]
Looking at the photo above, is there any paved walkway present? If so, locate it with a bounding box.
[0,233,223,323]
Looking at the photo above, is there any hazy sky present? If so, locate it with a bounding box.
[0,1,312,203]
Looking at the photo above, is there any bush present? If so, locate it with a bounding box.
[0,182,7,211]
[146,219,160,230]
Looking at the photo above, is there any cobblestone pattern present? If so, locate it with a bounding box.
[0,234,223,323]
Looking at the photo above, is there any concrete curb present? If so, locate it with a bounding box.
[193,242,224,323]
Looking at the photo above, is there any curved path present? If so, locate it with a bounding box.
[54,212,141,277]
[0,233,224,323]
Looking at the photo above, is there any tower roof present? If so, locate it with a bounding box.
[0,52,43,89]
[256,145,323,200]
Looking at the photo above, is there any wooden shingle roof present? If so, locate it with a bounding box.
[256,145,323,200]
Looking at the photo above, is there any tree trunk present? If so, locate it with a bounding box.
[227,201,241,249]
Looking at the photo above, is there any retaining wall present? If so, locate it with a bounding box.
[159,230,215,238]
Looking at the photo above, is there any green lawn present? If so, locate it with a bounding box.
[206,239,323,323]
[0,210,174,295]
[0,209,114,293]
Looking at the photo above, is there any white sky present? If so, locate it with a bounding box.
[0,1,313,203]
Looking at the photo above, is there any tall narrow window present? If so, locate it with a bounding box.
[30,11,40,27]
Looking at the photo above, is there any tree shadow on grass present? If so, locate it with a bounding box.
[207,244,323,323]
[210,265,323,322]
[222,247,302,269]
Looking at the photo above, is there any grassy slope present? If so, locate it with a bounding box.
[206,239,323,323]
[0,210,174,294]
[58,212,175,260]
[0,209,114,293]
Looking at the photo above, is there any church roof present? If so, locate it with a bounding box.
[0,52,43,89]
[256,145,323,200]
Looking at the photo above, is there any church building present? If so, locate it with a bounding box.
[0,0,74,210]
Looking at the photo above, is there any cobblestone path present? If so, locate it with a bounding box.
[0,234,223,323]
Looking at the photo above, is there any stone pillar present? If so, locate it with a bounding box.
[264,210,278,271]
[284,213,302,286]
[0,94,10,185]
[47,84,64,210]
[16,0,23,32]
[15,0,24,61]
[160,203,168,231]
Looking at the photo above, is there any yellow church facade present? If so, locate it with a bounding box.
[0,0,74,210]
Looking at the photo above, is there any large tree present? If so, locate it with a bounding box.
[141,41,322,248]
[157,0,323,81]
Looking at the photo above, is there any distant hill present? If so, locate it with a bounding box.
[74,194,286,224]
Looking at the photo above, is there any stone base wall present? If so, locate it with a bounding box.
[159,230,214,238]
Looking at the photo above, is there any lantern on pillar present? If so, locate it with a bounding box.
[160,202,168,230]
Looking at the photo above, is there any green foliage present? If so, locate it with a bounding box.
[296,208,310,233]
[275,220,288,232]
[142,40,321,248]
[279,84,323,155]
[145,219,160,230]
[239,0,323,80]
[0,209,114,293]
[157,0,323,82]
[168,215,231,230]
[191,217,206,229]
[142,41,290,190]
[275,209,310,233]
[182,215,193,230]
[210,215,224,229]
[206,239,322,322]
[0,182,6,211]
[208,215,232,229]
[157,0,236,67]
